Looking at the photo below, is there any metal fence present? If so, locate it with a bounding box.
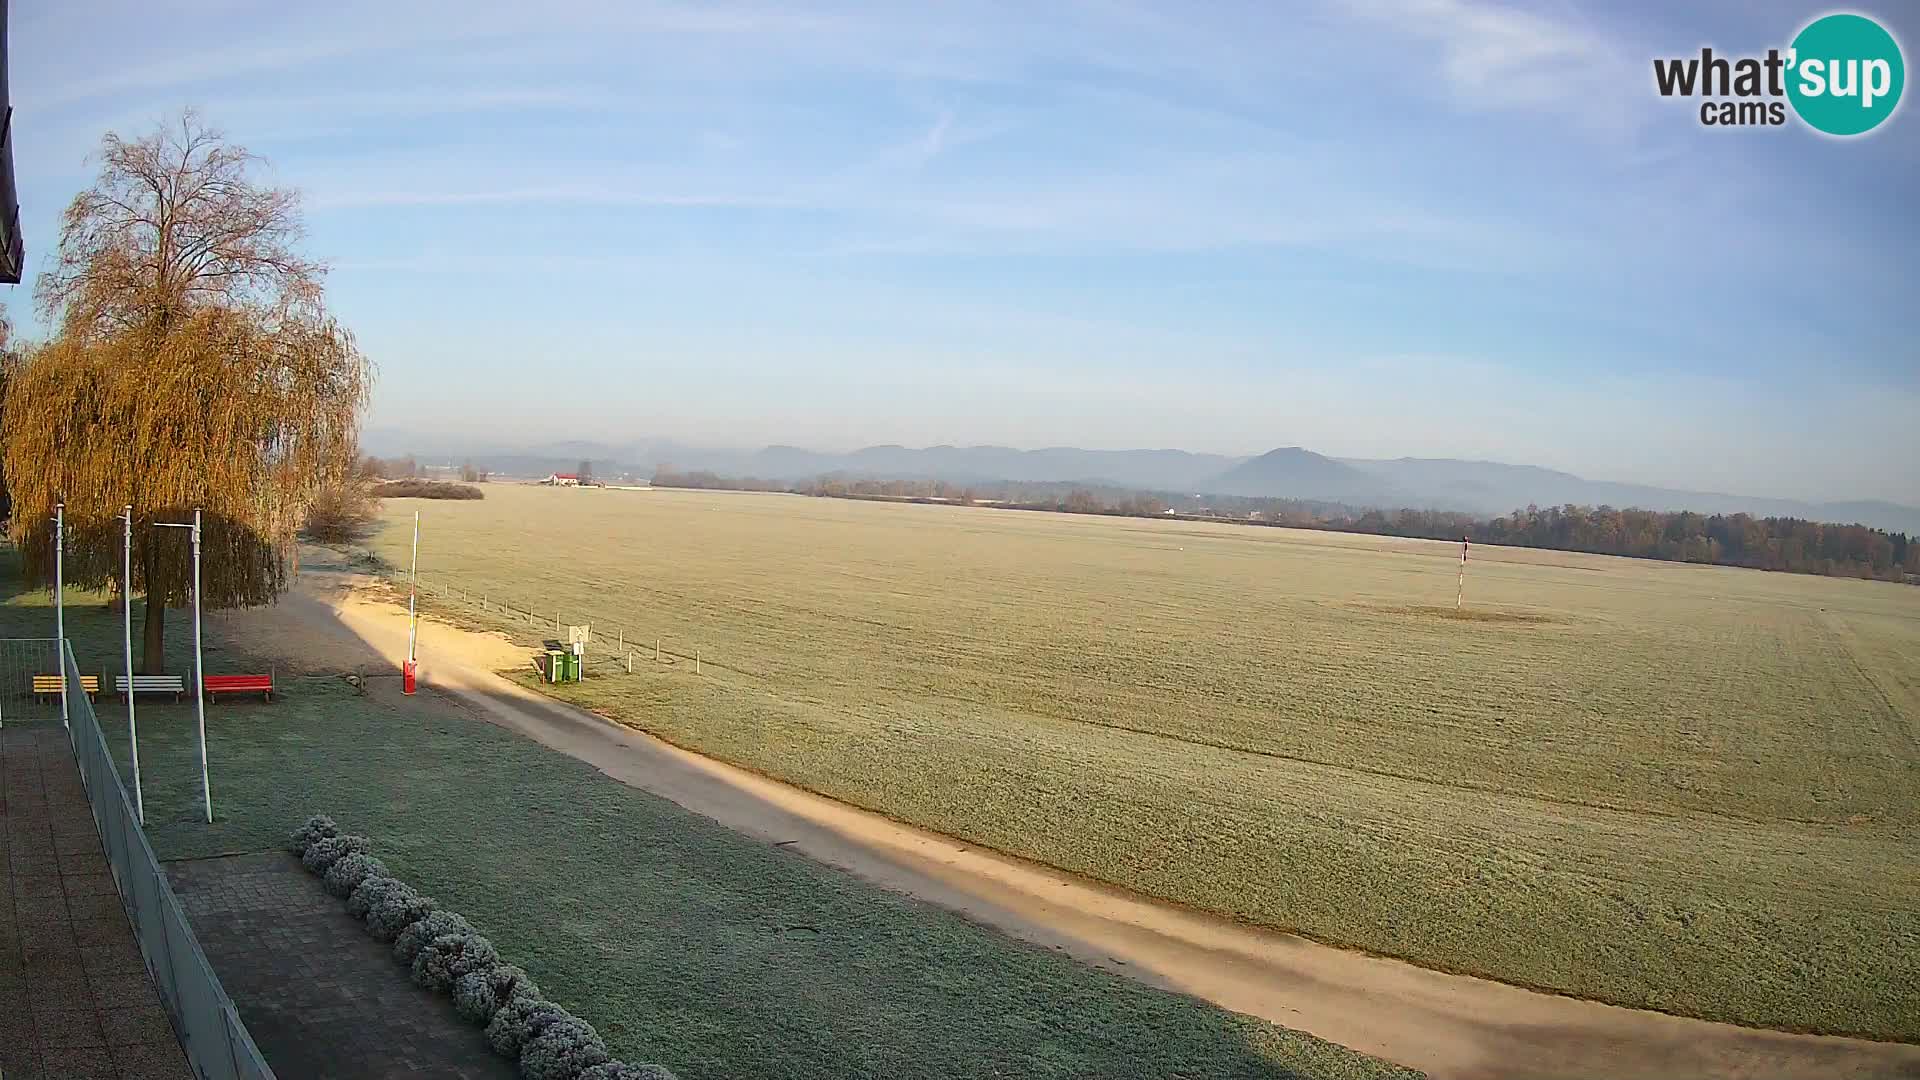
[369,565,735,678]
[0,636,63,726]
[57,638,276,1080]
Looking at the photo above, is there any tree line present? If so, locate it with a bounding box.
[652,470,1920,583]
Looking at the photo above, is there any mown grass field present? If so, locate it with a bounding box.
[366,485,1920,1039]
[0,548,1417,1080]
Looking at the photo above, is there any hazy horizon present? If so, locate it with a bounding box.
[11,1,1917,504]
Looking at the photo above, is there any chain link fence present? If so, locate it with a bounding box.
[56,638,276,1079]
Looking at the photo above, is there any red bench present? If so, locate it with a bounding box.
[203,672,274,701]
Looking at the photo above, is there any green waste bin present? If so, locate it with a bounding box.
[546,649,566,683]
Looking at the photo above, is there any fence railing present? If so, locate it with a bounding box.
[370,565,736,678]
[58,638,276,1079]
[0,637,62,726]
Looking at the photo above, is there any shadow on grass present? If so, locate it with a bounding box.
[3,547,1416,1080]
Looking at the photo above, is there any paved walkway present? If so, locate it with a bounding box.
[0,722,193,1080]
[169,851,516,1080]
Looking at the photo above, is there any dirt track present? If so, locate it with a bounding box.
[214,566,1920,1080]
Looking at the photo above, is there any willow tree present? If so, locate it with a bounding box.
[2,111,369,672]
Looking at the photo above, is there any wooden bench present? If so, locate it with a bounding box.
[203,672,274,702]
[115,674,187,702]
[32,674,100,702]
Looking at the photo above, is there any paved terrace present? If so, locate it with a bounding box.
[1,722,192,1080]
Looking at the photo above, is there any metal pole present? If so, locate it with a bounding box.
[1457,537,1469,610]
[124,506,144,824]
[55,503,67,727]
[407,511,420,664]
[192,509,210,823]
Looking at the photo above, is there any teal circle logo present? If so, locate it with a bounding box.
[1787,13,1904,136]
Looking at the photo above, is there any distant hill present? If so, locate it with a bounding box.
[1339,458,1920,534]
[365,431,1920,534]
[1206,447,1395,501]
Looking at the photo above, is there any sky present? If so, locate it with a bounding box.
[8,0,1918,503]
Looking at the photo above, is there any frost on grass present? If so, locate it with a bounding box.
[301,834,371,875]
[412,931,499,992]
[394,910,475,966]
[453,964,540,1025]
[323,852,387,898]
[287,814,339,855]
[579,1063,678,1080]
[517,1015,611,1080]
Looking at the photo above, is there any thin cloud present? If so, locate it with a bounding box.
[312,187,808,210]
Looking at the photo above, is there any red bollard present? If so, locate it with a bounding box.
[403,659,417,695]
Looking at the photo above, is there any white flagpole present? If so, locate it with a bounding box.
[192,508,209,823]
[124,506,144,824]
[1457,536,1470,609]
[155,511,212,822]
[54,502,67,728]
[407,510,420,665]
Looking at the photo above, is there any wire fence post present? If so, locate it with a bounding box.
[695,649,701,676]
[625,652,632,674]
[655,638,660,663]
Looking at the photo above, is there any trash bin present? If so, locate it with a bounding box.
[546,649,566,683]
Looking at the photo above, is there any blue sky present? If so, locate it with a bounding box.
[9,0,1917,502]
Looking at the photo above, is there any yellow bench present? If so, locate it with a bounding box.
[32,674,100,702]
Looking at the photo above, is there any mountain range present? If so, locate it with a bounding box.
[361,430,1920,535]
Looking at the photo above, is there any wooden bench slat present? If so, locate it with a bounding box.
[203,673,275,701]
[31,674,100,693]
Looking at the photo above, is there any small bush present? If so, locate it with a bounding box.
[301,834,372,875]
[578,1066,678,1080]
[394,910,475,966]
[302,482,379,542]
[366,886,437,942]
[377,479,484,500]
[486,992,568,1059]
[518,1015,610,1080]
[346,874,403,919]
[412,931,500,992]
[454,964,540,1026]
[287,815,339,855]
[323,853,387,898]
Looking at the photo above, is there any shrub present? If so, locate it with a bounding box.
[376,479,484,500]
[323,853,387,898]
[302,481,379,542]
[517,1015,610,1080]
[346,874,403,919]
[578,1066,678,1080]
[394,910,475,966]
[366,887,437,942]
[301,834,372,875]
[454,964,540,1026]
[287,815,339,855]
[412,931,499,992]
[486,992,568,1059]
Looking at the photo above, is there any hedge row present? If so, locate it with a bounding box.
[289,815,676,1080]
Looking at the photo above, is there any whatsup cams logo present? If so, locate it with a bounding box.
[1653,12,1905,135]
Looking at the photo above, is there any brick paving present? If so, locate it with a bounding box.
[168,851,516,1080]
[0,722,193,1080]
